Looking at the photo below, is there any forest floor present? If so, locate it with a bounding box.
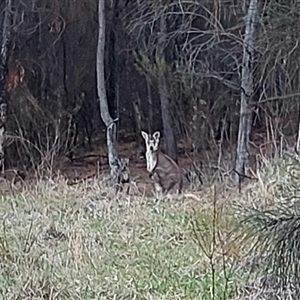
[0,138,298,299]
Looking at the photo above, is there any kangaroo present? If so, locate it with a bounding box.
[117,157,130,184]
[105,157,130,193]
[109,157,130,185]
[141,131,183,195]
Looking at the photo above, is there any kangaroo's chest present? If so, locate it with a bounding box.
[145,150,157,173]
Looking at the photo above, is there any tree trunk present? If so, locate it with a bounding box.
[158,73,178,162]
[235,0,258,183]
[107,0,120,117]
[0,0,12,174]
[146,77,153,134]
[132,92,143,146]
[296,104,300,154]
[97,0,122,184]
[157,14,178,163]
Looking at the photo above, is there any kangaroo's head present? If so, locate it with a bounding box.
[141,131,160,152]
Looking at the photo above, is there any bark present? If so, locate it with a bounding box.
[296,105,300,154]
[235,0,258,183]
[157,14,178,163]
[107,0,120,116]
[158,73,177,162]
[97,0,122,184]
[146,77,153,133]
[0,0,12,174]
[132,92,143,146]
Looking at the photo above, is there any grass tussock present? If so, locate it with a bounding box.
[233,151,300,299]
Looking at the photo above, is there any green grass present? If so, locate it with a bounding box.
[1,152,300,299]
[0,179,242,299]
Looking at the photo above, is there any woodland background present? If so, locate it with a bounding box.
[1,0,300,177]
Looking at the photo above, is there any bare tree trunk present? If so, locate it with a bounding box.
[107,0,120,117]
[132,92,143,145]
[157,14,178,163]
[146,77,153,133]
[97,0,123,185]
[158,73,178,162]
[0,0,12,175]
[235,0,258,183]
[296,104,300,154]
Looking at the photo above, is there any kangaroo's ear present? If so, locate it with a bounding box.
[141,131,148,141]
[153,131,160,141]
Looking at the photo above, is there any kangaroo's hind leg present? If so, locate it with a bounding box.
[164,180,177,195]
[174,182,182,195]
[152,171,165,199]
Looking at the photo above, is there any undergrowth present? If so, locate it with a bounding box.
[233,151,300,299]
[0,151,299,299]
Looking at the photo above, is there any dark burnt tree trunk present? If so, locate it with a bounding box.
[235,0,258,183]
[0,0,12,174]
[157,13,178,163]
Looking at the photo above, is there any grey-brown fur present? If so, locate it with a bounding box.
[112,157,130,184]
[141,131,183,195]
[105,157,130,193]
